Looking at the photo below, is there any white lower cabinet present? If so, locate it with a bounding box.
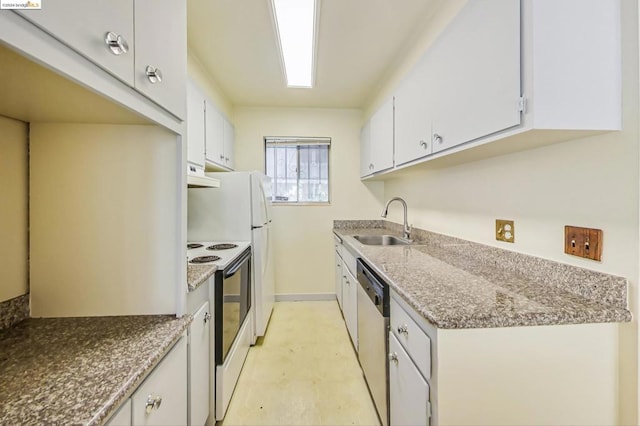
[389,333,430,426]
[131,337,187,426]
[107,399,132,426]
[189,302,210,426]
[342,266,358,350]
[334,237,344,310]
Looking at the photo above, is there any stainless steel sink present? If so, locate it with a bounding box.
[353,235,410,246]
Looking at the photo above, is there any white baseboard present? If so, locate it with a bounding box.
[275,293,336,302]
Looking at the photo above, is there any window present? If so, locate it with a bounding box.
[265,137,330,204]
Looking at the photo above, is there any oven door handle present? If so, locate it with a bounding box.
[224,248,251,278]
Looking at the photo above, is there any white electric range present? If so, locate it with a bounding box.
[187,241,251,269]
[186,239,253,421]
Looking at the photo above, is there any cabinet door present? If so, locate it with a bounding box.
[223,119,235,170]
[343,268,358,350]
[359,120,372,178]
[132,337,187,426]
[187,81,205,168]
[389,333,430,426]
[431,0,521,154]
[205,102,224,166]
[190,302,210,426]
[16,0,134,85]
[134,0,187,119]
[107,399,132,426]
[335,250,343,311]
[394,54,433,166]
[370,97,394,173]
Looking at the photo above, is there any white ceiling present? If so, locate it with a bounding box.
[187,0,444,109]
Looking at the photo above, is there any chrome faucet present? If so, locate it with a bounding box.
[381,197,412,241]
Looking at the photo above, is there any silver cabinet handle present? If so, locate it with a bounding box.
[104,32,129,55]
[145,394,162,414]
[419,140,428,149]
[204,312,211,323]
[219,154,224,160]
[433,133,443,144]
[225,157,229,162]
[389,352,398,363]
[145,66,163,84]
[397,324,409,335]
[369,163,374,170]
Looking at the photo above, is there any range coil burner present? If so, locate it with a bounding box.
[190,255,221,264]
[207,243,238,251]
[187,243,204,249]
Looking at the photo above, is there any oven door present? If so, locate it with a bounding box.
[214,247,252,365]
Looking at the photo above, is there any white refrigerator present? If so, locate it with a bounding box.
[187,171,275,340]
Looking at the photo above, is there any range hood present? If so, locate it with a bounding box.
[187,164,220,188]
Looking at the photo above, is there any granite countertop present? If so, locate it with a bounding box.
[334,222,631,329]
[0,314,192,425]
[187,264,217,292]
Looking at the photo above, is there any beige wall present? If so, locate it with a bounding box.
[233,107,385,296]
[0,115,28,303]
[29,124,180,317]
[374,0,639,422]
[188,51,233,119]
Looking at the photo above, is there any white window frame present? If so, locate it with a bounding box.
[264,137,331,205]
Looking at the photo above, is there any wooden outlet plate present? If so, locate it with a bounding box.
[564,226,602,261]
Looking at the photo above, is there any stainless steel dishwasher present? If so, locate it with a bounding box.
[356,259,389,426]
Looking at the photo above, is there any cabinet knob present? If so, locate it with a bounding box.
[389,352,398,363]
[225,157,230,162]
[433,133,443,144]
[397,324,409,335]
[104,32,129,55]
[145,394,163,414]
[220,154,225,160]
[419,140,428,149]
[369,163,374,170]
[145,66,163,84]
[204,312,211,323]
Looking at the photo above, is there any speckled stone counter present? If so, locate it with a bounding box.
[334,220,631,329]
[187,264,217,292]
[0,314,192,425]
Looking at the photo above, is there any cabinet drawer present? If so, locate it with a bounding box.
[341,246,357,277]
[390,297,431,380]
[107,398,131,426]
[333,235,343,259]
[131,336,187,425]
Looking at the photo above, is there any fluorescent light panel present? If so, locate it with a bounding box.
[272,0,316,88]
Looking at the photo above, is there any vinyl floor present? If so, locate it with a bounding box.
[219,301,380,425]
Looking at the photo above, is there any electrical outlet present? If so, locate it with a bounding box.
[496,219,514,243]
[564,226,602,261]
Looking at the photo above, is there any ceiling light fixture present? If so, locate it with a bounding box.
[270,0,318,88]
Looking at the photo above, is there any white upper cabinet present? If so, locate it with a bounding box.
[381,0,620,175]
[359,120,372,177]
[525,0,621,130]
[361,97,394,177]
[15,0,187,120]
[16,1,135,85]
[187,80,205,168]
[223,119,235,170]
[394,54,434,166]
[204,100,234,171]
[134,0,187,119]
[430,0,521,155]
[205,101,225,167]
